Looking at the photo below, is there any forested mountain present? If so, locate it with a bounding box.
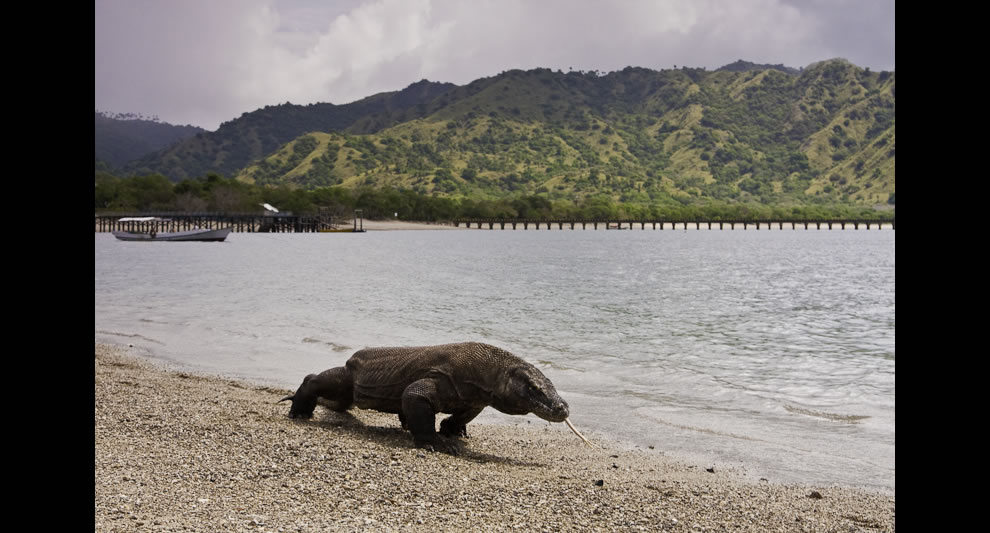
[120,80,456,181]
[715,59,800,75]
[95,112,204,170]
[114,59,894,208]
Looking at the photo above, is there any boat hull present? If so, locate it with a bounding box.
[112,227,232,242]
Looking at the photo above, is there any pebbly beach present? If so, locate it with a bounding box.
[95,343,894,532]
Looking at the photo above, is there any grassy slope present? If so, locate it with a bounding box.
[233,61,894,208]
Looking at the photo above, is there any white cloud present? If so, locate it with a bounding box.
[303,0,436,97]
[95,0,894,131]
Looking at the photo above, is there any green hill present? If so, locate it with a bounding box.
[95,111,204,170]
[235,60,893,207]
[121,80,455,181]
[121,59,893,209]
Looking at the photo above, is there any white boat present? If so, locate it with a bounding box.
[112,226,232,242]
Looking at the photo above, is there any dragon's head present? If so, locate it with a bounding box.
[278,373,319,419]
[493,364,570,422]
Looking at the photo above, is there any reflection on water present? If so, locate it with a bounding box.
[95,228,894,493]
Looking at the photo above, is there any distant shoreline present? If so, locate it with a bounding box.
[347,219,466,231]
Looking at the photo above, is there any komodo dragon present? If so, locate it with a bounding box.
[280,342,592,453]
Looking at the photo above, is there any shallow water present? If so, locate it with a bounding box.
[95,227,894,493]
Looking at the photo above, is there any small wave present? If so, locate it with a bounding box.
[301,337,351,352]
[784,404,870,423]
[95,329,165,345]
[535,359,583,372]
[638,411,762,442]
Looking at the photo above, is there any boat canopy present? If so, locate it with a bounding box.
[118,217,163,222]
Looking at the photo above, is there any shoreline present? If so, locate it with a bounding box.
[350,219,465,231]
[95,343,894,531]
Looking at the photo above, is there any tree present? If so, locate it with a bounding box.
[211,186,245,213]
[95,172,124,209]
[581,195,619,219]
[129,174,175,211]
[175,192,208,212]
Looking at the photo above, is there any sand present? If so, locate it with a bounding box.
[348,219,465,231]
[95,343,894,532]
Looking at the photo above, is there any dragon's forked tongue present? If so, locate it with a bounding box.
[564,418,595,448]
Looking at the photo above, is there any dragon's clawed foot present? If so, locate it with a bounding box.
[414,435,464,455]
[438,419,469,438]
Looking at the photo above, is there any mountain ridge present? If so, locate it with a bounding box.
[102,59,894,207]
[118,80,456,181]
[95,111,205,170]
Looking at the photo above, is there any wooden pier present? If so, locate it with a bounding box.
[452,218,895,231]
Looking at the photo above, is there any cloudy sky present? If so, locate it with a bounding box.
[95,0,894,131]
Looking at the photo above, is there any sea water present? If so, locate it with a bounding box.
[94,227,894,493]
